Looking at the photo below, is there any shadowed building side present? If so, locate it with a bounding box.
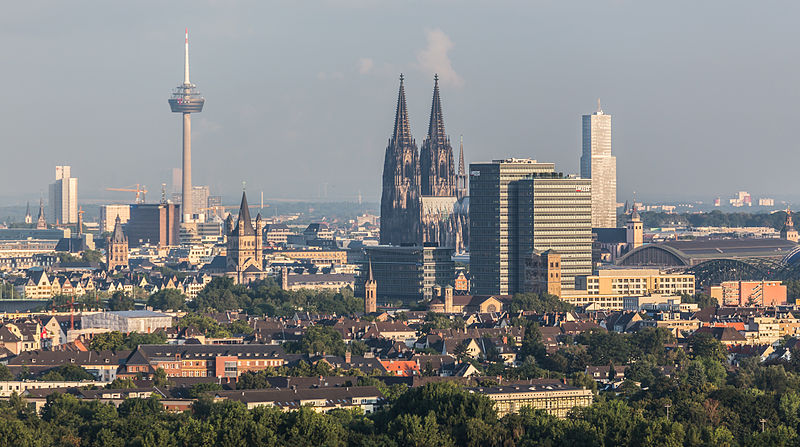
[380,75,422,246]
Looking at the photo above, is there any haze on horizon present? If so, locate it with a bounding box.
[0,1,798,206]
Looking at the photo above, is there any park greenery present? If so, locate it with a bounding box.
[5,362,800,447]
[189,277,363,316]
[87,331,167,352]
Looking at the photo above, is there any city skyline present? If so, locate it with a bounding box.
[2,1,800,205]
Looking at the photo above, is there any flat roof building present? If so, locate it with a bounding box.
[470,159,591,294]
[358,245,454,303]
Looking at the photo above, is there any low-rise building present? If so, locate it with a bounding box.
[471,381,593,418]
[81,311,172,334]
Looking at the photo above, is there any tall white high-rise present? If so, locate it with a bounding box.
[580,101,617,228]
[48,165,78,224]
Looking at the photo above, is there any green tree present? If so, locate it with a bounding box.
[107,291,135,311]
[0,364,12,380]
[286,325,346,356]
[147,288,187,311]
[510,292,575,313]
[39,364,95,381]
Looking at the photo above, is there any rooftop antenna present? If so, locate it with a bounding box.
[161,183,167,204]
[596,98,603,114]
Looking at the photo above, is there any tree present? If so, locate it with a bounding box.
[285,325,346,356]
[510,292,574,313]
[689,332,728,363]
[81,249,103,264]
[39,364,94,381]
[147,289,187,311]
[186,382,223,398]
[0,364,12,380]
[608,363,617,382]
[107,291,135,311]
[88,331,165,351]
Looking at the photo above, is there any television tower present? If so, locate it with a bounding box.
[168,28,204,222]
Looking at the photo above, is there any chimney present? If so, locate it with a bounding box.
[345,350,351,363]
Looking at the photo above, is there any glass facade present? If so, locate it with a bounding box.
[470,160,592,295]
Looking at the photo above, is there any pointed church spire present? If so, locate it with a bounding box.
[456,135,467,200]
[392,74,413,146]
[233,190,255,235]
[427,74,446,143]
[367,257,374,282]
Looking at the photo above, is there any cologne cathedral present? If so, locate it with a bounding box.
[380,75,469,252]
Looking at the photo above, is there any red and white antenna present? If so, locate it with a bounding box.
[184,28,190,85]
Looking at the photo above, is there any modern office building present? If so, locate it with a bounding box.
[470,159,591,295]
[126,203,181,248]
[580,102,616,228]
[357,245,454,302]
[100,205,131,233]
[48,165,78,225]
[574,269,695,297]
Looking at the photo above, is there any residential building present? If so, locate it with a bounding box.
[709,280,787,307]
[472,381,593,418]
[580,103,616,228]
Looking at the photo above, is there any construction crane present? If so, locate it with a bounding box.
[107,184,148,204]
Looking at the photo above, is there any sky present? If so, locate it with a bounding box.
[1,0,799,206]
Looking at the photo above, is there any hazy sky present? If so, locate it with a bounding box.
[1,1,799,206]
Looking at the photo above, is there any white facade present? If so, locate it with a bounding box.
[580,107,617,228]
[101,205,131,233]
[81,310,172,333]
[48,166,78,225]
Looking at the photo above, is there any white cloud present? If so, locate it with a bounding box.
[416,29,464,87]
[358,57,374,74]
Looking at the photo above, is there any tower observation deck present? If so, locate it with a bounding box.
[168,28,205,222]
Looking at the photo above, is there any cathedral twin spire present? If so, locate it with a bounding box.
[385,73,457,197]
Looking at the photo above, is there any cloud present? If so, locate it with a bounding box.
[416,29,464,87]
[358,57,374,74]
[317,71,344,81]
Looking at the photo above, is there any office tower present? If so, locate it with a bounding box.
[48,165,78,224]
[580,101,617,228]
[100,205,131,233]
[516,175,592,291]
[126,203,181,247]
[168,29,205,222]
[171,168,182,195]
[380,75,422,246]
[358,245,454,302]
[192,185,210,217]
[470,159,591,295]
